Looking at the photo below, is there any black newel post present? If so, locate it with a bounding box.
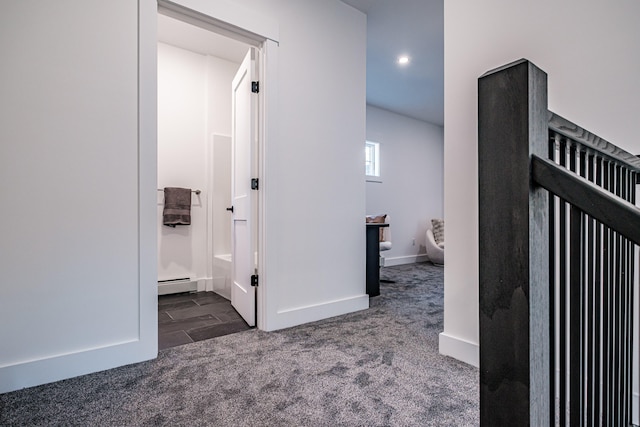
[478,59,550,426]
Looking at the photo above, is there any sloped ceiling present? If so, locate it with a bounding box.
[341,0,444,125]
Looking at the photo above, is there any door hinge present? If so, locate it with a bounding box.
[251,274,259,287]
[251,178,259,190]
[251,81,259,93]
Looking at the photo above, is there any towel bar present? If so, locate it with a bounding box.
[157,188,201,195]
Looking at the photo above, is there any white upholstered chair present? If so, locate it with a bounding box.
[426,219,444,266]
[379,215,392,254]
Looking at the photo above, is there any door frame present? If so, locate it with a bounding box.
[154,0,279,330]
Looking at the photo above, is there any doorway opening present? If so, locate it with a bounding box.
[155,10,262,349]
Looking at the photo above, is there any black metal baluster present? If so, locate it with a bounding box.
[607,161,616,426]
[569,206,583,426]
[559,139,568,426]
[568,143,582,426]
[613,164,622,426]
[549,135,558,427]
[594,155,603,425]
[585,151,595,426]
[633,171,637,426]
[595,153,603,426]
[626,170,637,427]
[621,166,631,426]
[602,160,611,425]
[620,166,627,426]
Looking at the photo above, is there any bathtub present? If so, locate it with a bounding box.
[212,254,232,300]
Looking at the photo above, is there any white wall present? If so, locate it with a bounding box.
[365,105,443,266]
[0,0,366,391]
[224,0,369,330]
[442,0,640,368]
[157,42,208,282]
[0,0,157,392]
[157,42,239,286]
[207,55,236,259]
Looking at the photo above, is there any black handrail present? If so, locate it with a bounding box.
[531,155,640,245]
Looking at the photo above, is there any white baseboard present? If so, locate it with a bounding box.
[439,331,479,367]
[0,338,156,394]
[197,279,211,292]
[266,294,370,331]
[383,254,429,267]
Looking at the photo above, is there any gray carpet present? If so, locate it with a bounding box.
[0,263,479,426]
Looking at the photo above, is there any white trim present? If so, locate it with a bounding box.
[265,295,370,332]
[0,339,157,393]
[382,254,429,267]
[438,331,479,367]
[257,39,278,331]
[138,0,159,357]
[158,0,278,44]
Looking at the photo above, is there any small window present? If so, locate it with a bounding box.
[365,141,381,182]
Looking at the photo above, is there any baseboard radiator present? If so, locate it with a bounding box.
[157,277,197,295]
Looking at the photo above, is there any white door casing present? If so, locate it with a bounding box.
[231,48,257,326]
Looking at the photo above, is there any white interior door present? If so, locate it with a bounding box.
[231,48,257,326]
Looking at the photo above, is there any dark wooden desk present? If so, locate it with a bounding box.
[366,223,389,297]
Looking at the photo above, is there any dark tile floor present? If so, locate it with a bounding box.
[158,291,251,350]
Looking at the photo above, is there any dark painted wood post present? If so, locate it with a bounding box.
[478,59,550,425]
[365,223,387,296]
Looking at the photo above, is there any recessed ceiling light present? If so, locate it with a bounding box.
[397,55,410,65]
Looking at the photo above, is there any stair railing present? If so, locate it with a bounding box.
[478,59,640,426]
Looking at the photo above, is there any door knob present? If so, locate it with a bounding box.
[226,206,234,213]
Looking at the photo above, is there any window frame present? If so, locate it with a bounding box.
[365,140,382,183]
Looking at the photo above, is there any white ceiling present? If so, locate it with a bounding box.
[157,13,249,63]
[342,0,444,125]
[158,1,444,126]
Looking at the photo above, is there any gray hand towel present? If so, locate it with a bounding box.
[163,187,192,227]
